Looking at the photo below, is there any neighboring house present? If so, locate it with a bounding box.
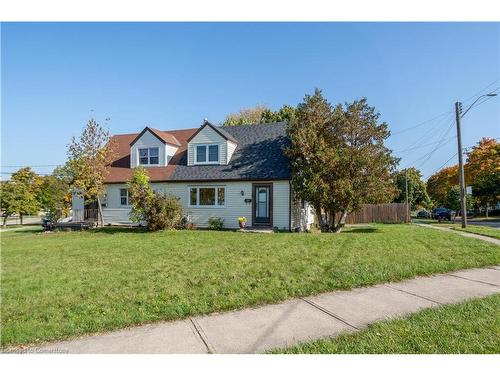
[72,120,314,230]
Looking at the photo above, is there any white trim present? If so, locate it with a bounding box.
[187,185,226,208]
[193,143,220,165]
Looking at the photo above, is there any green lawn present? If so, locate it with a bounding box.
[272,294,500,354]
[1,224,499,348]
[454,225,500,240]
[418,220,500,240]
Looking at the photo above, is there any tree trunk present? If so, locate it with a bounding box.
[333,211,347,233]
[20,213,23,225]
[2,215,7,228]
[314,204,327,232]
[97,196,104,227]
[485,204,489,219]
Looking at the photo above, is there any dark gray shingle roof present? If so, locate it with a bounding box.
[170,122,291,181]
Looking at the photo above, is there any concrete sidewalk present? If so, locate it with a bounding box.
[26,266,499,354]
[414,222,500,246]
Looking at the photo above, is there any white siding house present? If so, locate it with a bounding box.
[73,120,312,231]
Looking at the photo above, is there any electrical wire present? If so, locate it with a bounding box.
[390,110,452,136]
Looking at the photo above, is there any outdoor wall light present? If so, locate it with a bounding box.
[240,190,245,196]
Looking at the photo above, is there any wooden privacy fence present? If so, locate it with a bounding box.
[345,203,409,224]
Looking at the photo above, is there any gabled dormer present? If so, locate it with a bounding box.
[129,127,180,168]
[186,120,238,166]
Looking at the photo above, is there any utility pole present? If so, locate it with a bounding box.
[405,168,410,222]
[455,102,467,228]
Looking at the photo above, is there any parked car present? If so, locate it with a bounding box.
[417,210,431,219]
[41,218,55,231]
[431,208,454,221]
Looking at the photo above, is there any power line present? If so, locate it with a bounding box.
[424,153,458,180]
[416,122,456,169]
[390,79,499,138]
[461,79,500,105]
[0,164,62,168]
[402,117,456,169]
[393,136,456,153]
[390,110,452,136]
[395,112,456,154]
[423,136,500,180]
[400,89,499,171]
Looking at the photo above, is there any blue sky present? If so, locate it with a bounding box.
[1,22,499,180]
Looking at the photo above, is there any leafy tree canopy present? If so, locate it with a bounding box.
[465,137,499,206]
[426,165,459,207]
[0,167,42,225]
[393,168,431,209]
[222,104,296,126]
[285,89,398,232]
[427,138,499,209]
[38,172,72,221]
[127,167,182,230]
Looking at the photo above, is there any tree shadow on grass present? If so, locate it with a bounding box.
[91,226,149,235]
[343,227,379,234]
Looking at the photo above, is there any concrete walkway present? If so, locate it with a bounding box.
[26,266,499,354]
[414,222,500,246]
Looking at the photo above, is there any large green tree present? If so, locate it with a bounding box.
[465,138,499,215]
[0,167,42,225]
[0,181,21,227]
[426,165,459,207]
[222,105,270,126]
[286,89,398,232]
[67,118,116,225]
[38,171,72,222]
[222,104,296,126]
[393,168,431,209]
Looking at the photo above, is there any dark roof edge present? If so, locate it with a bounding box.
[129,127,180,147]
[104,177,291,184]
[186,120,238,143]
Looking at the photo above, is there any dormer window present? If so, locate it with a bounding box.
[195,144,219,164]
[139,147,159,165]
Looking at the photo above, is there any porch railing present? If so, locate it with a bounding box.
[72,209,99,222]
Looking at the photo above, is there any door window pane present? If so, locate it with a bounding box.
[190,188,197,206]
[257,188,268,217]
[217,187,225,206]
[208,145,219,162]
[196,145,206,162]
[199,188,215,205]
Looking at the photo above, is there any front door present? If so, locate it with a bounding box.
[253,183,273,226]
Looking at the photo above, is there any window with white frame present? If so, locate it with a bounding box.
[120,189,130,206]
[138,147,159,165]
[188,186,225,207]
[195,144,219,164]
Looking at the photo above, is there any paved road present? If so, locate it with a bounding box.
[13,266,499,354]
[467,220,500,229]
[3,217,41,226]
